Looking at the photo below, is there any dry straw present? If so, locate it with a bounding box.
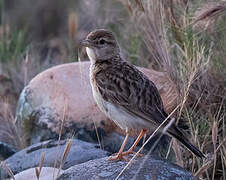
[0,161,15,180]
[68,12,78,40]
[119,0,226,179]
[35,152,45,180]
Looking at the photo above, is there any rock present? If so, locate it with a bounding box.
[57,156,195,180]
[1,139,107,179]
[16,61,179,145]
[10,167,63,180]
[0,142,17,159]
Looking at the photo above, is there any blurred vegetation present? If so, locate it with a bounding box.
[127,34,142,65]
[129,1,225,179]
[212,15,226,73]
[0,29,27,62]
[0,0,225,179]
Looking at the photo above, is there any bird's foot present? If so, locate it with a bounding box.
[109,153,129,162]
[109,150,143,161]
[122,150,143,157]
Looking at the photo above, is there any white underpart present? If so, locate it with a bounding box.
[86,47,96,64]
[105,102,153,130]
[90,71,153,130]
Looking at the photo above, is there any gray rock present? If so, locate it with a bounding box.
[0,142,18,159]
[101,132,135,154]
[11,167,63,180]
[57,155,195,180]
[1,139,107,179]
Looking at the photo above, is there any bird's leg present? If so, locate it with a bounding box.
[109,129,130,161]
[122,129,146,156]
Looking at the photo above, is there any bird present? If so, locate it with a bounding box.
[81,29,205,161]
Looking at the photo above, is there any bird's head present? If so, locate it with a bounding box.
[81,29,120,63]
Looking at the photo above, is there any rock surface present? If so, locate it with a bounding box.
[57,156,195,180]
[0,142,17,159]
[16,61,179,145]
[9,167,63,180]
[1,139,107,179]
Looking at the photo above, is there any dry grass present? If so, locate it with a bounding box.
[118,0,226,179]
[132,0,172,72]
[52,97,69,180]
[57,138,72,177]
[192,1,226,31]
[68,12,78,41]
[0,161,15,180]
[0,101,24,149]
[35,152,45,180]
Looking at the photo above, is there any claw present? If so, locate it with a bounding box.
[109,153,129,161]
[122,150,143,157]
[109,150,143,161]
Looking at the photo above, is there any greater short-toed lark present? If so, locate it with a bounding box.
[81,29,205,161]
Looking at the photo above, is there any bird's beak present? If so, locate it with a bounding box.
[80,39,92,47]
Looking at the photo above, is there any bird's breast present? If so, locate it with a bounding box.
[86,47,96,64]
[89,66,108,115]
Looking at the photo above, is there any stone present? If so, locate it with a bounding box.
[0,142,17,160]
[10,167,63,180]
[1,139,107,179]
[16,61,179,145]
[101,132,135,154]
[57,155,195,180]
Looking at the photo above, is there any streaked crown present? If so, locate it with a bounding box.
[87,29,115,41]
[81,29,120,62]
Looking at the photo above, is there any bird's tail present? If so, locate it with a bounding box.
[168,126,206,159]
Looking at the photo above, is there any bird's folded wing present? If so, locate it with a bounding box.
[95,63,168,126]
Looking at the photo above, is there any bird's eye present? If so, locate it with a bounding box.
[99,39,106,45]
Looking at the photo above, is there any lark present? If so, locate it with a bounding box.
[81,29,205,161]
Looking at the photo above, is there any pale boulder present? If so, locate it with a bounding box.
[16,61,179,144]
[10,167,63,180]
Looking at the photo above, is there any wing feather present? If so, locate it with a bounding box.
[95,62,168,126]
